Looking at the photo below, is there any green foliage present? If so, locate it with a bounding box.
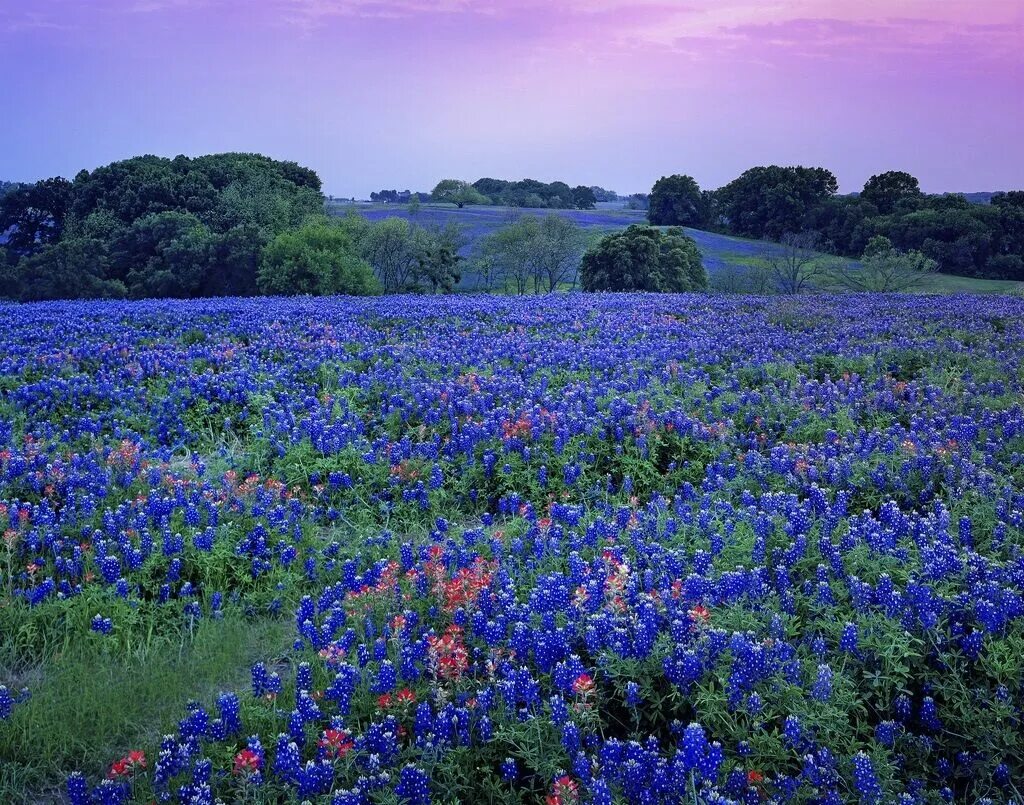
[0,606,288,798]
[837,237,939,292]
[581,224,707,292]
[0,177,74,255]
[571,185,597,210]
[474,214,587,293]
[716,165,838,240]
[648,174,706,226]
[1,153,325,301]
[430,179,488,209]
[468,178,596,210]
[860,171,923,214]
[5,237,126,302]
[342,215,466,293]
[257,218,379,296]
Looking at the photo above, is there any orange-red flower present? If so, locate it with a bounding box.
[233,748,262,775]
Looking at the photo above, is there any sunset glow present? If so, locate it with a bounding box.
[2,0,1022,193]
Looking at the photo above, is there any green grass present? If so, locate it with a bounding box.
[920,273,1023,294]
[0,613,291,802]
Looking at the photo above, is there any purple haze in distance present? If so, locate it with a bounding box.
[0,0,1021,197]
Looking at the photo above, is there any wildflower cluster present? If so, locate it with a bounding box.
[0,293,1022,802]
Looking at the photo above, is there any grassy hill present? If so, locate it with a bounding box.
[328,201,1020,295]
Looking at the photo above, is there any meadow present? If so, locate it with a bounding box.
[329,203,1021,295]
[2,292,1024,804]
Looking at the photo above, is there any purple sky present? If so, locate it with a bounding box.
[1,1,1021,196]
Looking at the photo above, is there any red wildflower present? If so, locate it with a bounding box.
[546,775,580,805]
[571,673,595,696]
[108,750,146,778]
[690,605,710,623]
[396,687,417,705]
[427,625,469,681]
[233,748,262,775]
[318,728,354,759]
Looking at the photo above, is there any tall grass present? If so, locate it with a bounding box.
[0,611,290,802]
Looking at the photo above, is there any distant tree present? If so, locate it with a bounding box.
[530,214,588,291]
[571,186,598,210]
[589,187,619,203]
[581,225,706,293]
[258,219,378,296]
[431,179,487,208]
[648,174,705,226]
[476,217,537,294]
[861,171,922,214]
[473,178,510,199]
[474,215,586,293]
[408,193,421,215]
[836,235,938,291]
[755,231,828,294]
[344,216,466,292]
[992,191,1024,209]
[0,177,74,255]
[351,217,423,292]
[717,166,838,240]
[626,194,650,211]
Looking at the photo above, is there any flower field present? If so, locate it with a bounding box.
[2,292,1024,804]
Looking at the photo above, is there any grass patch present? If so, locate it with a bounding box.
[0,613,291,802]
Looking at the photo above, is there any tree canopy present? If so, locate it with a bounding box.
[431,180,488,209]
[474,214,588,294]
[715,165,839,240]
[648,174,706,226]
[649,165,1024,280]
[257,219,378,296]
[1,153,327,301]
[581,225,706,293]
[861,171,922,214]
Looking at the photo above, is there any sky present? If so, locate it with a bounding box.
[1,0,1022,197]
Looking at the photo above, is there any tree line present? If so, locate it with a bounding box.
[431,178,598,210]
[648,168,1024,280]
[0,154,473,301]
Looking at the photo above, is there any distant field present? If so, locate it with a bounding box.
[329,202,1021,294]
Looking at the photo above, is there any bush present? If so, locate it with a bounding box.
[581,224,706,292]
[257,219,379,296]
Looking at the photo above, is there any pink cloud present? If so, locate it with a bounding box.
[0,0,1021,195]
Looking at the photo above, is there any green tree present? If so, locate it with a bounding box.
[648,174,705,226]
[754,231,828,294]
[529,214,587,292]
[476,217,539,294]
[416,226,463,293]
[11,238,125,301]
[580,224,706,292]
[431,180,487,208]
[109,211,215,298]
[474,215,586,293]
[3,153,326,300]
[571,186,597,210]
[717,165,838,239]
[861,171,922,214]
[257,219,378,296]
[836,235,938,292]
[0,177,74,256]
[352,217,424,292]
